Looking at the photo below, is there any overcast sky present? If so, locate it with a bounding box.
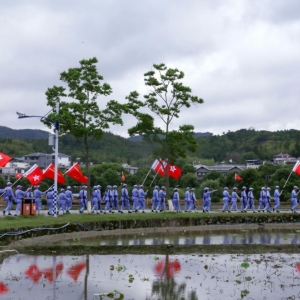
[1,0,300,138]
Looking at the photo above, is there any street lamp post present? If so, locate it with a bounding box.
[17,103,59,217]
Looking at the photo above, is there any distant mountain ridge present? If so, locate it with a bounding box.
[0,125,49,140]
[127,132,212,142]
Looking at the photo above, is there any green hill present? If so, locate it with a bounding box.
[1,126,300,165]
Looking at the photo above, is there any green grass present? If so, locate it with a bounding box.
[0,212,217,231]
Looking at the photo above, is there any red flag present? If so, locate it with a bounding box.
[151,159,166,176]
[43,163,66,185]
[234,173,243,181]
[66,162,88,184]
[23,164,44,185]
[121,172,126,181]
[0,152,13,167]
[292,161,300,176]
[168,163,182,179]
[15,171,22,179]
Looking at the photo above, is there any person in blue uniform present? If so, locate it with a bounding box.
[26,187,33,198]
[222,187,231,212]
[188,188,197,212]
[65,186,73,214]
[229,187,240,212]
[104,185,115,214]
[273,186,281,213]
[184,187,191,212]
[33,185,45,215]
[240,186,248,212]
[112,185,121,213]
[247,187,255,213]
[137,185,147,213]
[79,185,87,213]
[46,187,54,215]
[203,187,217,213]
[156,186,166,212]
[3,182,15,216]
[120,183,131,213]
[257,187,266,212]
[58,188,67,215]
[264,187,272,213]
[131,185,139,212]
[172,188,180,212]
[291,186,299,213]
[151,186,159,212]
[14,185,26,216]
[91,186,100,213]
[96,185,102,213]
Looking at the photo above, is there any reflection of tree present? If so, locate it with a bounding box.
[146,254,198,300]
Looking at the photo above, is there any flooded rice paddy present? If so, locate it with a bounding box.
[1,228,300,299]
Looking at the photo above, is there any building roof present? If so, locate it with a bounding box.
[196,164,246,171]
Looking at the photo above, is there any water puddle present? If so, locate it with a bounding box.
[57,228,300,246]
[1,253,300,299]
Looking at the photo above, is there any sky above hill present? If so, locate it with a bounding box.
[1,0,300,137]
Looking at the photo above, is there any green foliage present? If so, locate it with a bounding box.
[180,173,199,189]
[124,63,204,196]
[45,57,124,201]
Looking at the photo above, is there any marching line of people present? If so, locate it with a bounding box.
[1,181,300,216]
[221,185,300,213]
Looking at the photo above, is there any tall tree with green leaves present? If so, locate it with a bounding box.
[45,57,123,210]
[124,63,203,195]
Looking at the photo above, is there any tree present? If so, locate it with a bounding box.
[124,63,203,196]
[45,57,123,211]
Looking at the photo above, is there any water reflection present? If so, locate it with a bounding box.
[60,228,300,246]
[1,253,300,299]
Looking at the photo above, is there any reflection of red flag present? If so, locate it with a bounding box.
[0,282,8,294]
[234,173,242,181]
[43,262,64,283]
[43,163,65,184]
[154,258,181,279]
[66,163,88,184]
[67,261,86,282]
[23,164,44,185]
[168,163,182,179]
[121,172,126,181]
[0,152,13,167]
[292,161,300,176]
[25,264,42,283]
[151,159,166,176]
[296,262,300,272]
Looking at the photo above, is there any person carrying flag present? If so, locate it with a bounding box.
[14,185,26,216]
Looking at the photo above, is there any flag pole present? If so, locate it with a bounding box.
[142,166,153,186]
[283,169,294,189]
[148,171,159,188]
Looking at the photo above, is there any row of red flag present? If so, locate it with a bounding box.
[0,150,88,185]
[22,162,88,185]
